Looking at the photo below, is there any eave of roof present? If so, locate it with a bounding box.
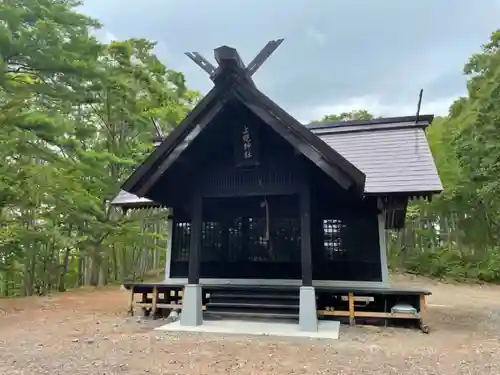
[307,114,434,131]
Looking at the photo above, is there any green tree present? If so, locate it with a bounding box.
[313,109,374,124]
[0,0,198,296]
[386,30,500,282]
[72,38,197,287]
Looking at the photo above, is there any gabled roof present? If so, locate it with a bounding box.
[310,116,443,195]
[121,53,366,200]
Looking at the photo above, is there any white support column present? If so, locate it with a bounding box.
[180,284,203,326]
[299,286,318,331]
[164,210,173,281]
[377,199,389,286]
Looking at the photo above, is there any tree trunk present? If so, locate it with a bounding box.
[77,256,84,287]
[98,251,108,287]
[90,253,100,286]
[58,248,71,292]
[111,244,119,281]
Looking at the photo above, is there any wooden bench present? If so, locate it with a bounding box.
[314,285,430,333]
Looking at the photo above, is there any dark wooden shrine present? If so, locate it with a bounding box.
[115,40,442,333]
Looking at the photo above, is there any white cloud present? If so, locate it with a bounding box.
[305,28,327,45]
[293,94,459,123]
[78,0,499,129]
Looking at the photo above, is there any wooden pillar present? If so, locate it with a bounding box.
[151,286,158,320]
[164,211,174,281]
[377,198,389,285]
[188,193,202,284]
[300,178,313,286]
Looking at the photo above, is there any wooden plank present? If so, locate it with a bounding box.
[318,310,421,320]
[340,296,374,303]
[136,302,207,311]
[348,292,355,325]
[157,303,182,309]
[136,302,153,308]
[354,311,420,320]
[319,310,350,317]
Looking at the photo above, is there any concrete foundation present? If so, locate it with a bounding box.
[156,319,340,340]
[180,284,203,326]
[299,286,318,332]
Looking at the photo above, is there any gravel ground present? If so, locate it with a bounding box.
[0,275,499,375]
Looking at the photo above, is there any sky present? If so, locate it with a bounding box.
[80,0,500,123]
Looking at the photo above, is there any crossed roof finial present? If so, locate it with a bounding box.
[185,39,284,82]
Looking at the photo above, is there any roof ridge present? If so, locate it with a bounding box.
[306,114,434,130]
[310,119,433,135]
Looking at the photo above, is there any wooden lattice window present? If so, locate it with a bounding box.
[201,221,224,261]
[172,220,190,261]
[270,217,301,262]
[323,219,346,260]
[227,218,243,262]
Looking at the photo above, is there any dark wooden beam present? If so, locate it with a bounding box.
[300,171,313,286]
[214,45,246,70]
[185,40,285,82]
[246,39,284,77]
[187,192,202,284]
[184,52,217,77]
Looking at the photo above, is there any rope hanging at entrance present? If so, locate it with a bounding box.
[260,197,270,242]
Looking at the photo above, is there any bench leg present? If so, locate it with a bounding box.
[152,286,158,320]
[419,295,430,333]
[348,292,355,325]
[128,288,135,316]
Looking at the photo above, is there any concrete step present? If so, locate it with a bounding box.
[204,309,299,320]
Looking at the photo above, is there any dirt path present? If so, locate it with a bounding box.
[1,276,499,374]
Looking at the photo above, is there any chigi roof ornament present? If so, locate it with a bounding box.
[184,39,284,82]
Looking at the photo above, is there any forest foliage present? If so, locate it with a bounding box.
[1,0,500,297]
[0,0,198,296]
[325,30,500,282]
[388,30,500,282]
